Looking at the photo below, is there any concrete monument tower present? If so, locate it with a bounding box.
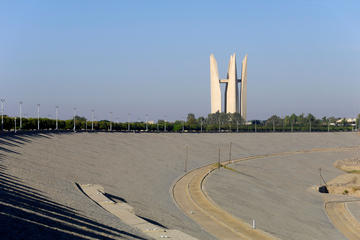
[210,53,248,120]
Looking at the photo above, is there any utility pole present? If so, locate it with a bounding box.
[1,99,5,131]
[218,146,221,169]
[185,145,188,172]
[55,106,59,130]
[229,142,232,164]
[19,101,23,129]
[37,104,40,131]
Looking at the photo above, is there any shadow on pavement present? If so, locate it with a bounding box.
[0,132,146,240]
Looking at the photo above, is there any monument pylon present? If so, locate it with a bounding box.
[210,53,248,121]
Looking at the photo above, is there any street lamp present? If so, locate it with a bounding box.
[109,112,113,131]
[91,109,94,131]
[19,101,23,129]
[1,98,5,131]
[73,108,76,132]
[128,113,131,131]
[145,114,148,132]
[164,115,167,132]
[37,104,40,130]
[55,106,59,130]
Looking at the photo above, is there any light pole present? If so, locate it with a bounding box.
[37,104,40,130]
[19,101,23,129]
[109,112,113,131]
[127,113,131,131]
[91,109,94,131]
[182,119,185,133]
[255,122,257,132]
[1,98,5,131]
[164,115,167,132]
[291,121,294,132]
[328,120,330,132]
[200,119,203,133]
[218,119,221,133]
[145,114,148,132]
[14,116,16,133]
[309,120,312,132]
[236,121,239,133]
[273,120,275,132]
[55,106,59,130]
[73,108,76,132]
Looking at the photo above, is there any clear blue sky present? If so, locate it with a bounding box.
[1,1,359,121]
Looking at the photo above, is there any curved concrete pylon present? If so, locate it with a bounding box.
[241,54,248,121]
[210,54,221,113]
[226,54,238,113]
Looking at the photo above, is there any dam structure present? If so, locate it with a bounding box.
[210,53,248,121]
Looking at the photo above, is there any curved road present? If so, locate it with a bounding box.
[172,146,360,240]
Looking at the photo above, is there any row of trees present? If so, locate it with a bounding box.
[0,113,359,132]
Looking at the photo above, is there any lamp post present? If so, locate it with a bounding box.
[128,113,131,131]
[109,112,112,131]
[55,106,59,130]
[1,99,5,131]
[91,109,94,131]
[164,115,167,132]
[273,120,275,132]
[14,116,16,133]
[200,119,203,133]
[19,101,23,129]
[145,114,148,132]
[37,104,40,130]
[73,108,76,132]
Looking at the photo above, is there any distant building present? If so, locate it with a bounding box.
[335,118,357,126]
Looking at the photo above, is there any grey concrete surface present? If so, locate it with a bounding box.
[206,134,360,240]
[1,132,360,240]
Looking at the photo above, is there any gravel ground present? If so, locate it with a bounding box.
[1,132,359,240]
